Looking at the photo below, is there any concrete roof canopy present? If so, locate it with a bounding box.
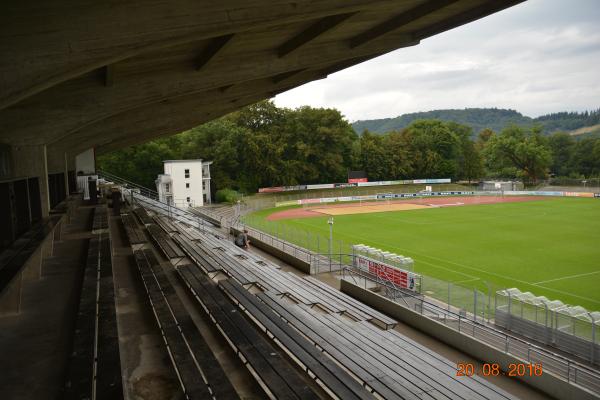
[0,0,525,159]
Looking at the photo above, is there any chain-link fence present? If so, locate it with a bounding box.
[549,177,600,187]
[240,183,471,212]
[420,275,494,322]
[240,211,502,322]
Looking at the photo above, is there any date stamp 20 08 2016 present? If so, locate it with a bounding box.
[456,362,543,377]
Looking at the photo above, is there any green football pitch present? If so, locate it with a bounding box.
[246,197,600,310]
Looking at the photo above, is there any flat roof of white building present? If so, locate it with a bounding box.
[163,160,213,164]
[163,159,203,163]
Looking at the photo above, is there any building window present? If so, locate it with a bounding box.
[186,197,190,203]
[186,183,190,189]
[165,183,170,192]
[184,169,190,178]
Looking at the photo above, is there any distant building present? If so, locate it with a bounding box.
[155,160,212,208]
[478,180,523,191]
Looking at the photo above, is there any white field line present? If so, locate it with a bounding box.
[415,259,478,280]
[531,285,600,304]
[276,219,600,305]
[533,270,600,285]
[346,236,600,305]
[453,277,481,285]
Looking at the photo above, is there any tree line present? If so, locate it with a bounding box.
[352,107,600,136]
[98,101,600,194]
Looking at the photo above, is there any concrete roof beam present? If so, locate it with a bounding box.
[349,0,459,49]
[277,12,358,58]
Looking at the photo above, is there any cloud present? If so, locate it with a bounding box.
[274,0,600,121]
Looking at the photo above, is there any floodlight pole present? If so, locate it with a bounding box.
[328,217,334,271]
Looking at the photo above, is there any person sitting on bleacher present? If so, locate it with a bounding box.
[234,229,250,250]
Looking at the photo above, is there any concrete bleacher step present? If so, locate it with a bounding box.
[162,214,397,330]
[219,278,376,400]
[133,249,239,399]
[153,215,179,233]
[146,224,186,260]
[64,206,123,400]
[132,207,154,225]
[303,276,397,329]
[259,292,516,400]
[120,213,147,246]
[258,292,410,400]
[177,264,320,400]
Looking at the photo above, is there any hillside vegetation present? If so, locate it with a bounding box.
[352,108,600,136]
[98,101,600,194]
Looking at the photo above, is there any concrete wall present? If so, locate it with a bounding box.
[11,145,50,217]
[340,279,599,400]
[0,211,67,317]
[230,227,311,274]
[75,148,95,175]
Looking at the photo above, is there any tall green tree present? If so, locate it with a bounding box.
[547,132,575,177]
[483,126,552,183]
[570,138,600,177]
[382,131,412,179]
[358,131,390,181]
[402,120,461,179]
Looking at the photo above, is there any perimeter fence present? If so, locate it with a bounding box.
[240,212,498,322]
[342,266,600,395]
[239,199,599,364]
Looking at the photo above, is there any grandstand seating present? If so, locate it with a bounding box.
[258,292,514,400]
[64,206,123,399]
[219,278,375,400]
[0,214,62,298]
[178,264,320,400]
[132,206,154,226]
[154,215,179,234]
[121,202,518,400]
[120,213,146,247]
[146,224,185,260]
[132,249,239,399]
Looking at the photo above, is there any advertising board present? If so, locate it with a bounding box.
[356,255,419,291]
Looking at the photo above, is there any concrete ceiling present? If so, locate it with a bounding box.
[0,0,525,156]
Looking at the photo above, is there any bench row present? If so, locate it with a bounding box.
[129,204,515,400]
[64,206,123,400]
[173,226,395,328]
[258,291,515,400]
[177,264,320,400]
[220,278,375,400]
[132,249,239,399]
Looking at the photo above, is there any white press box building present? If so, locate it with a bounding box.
[155,160,212,208]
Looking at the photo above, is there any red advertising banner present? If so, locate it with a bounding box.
[348,178,368,183]
[258,187,284,193]
[357,256,418,291]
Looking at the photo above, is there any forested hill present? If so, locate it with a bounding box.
[352,108,600,135]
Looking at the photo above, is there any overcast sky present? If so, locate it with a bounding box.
[273,0,600,122]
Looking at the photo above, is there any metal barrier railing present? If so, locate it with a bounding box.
[342,266,600,395]
[233,222,313,263]
[98,170,160,200]
[98,172,600,393]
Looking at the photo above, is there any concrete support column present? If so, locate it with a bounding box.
[75,148,96,175]
[64,152,69,198]
[40,146,51,217]
[12,144,50,218]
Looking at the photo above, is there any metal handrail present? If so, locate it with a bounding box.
[342,266,600,393]
[98,170,159,199]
